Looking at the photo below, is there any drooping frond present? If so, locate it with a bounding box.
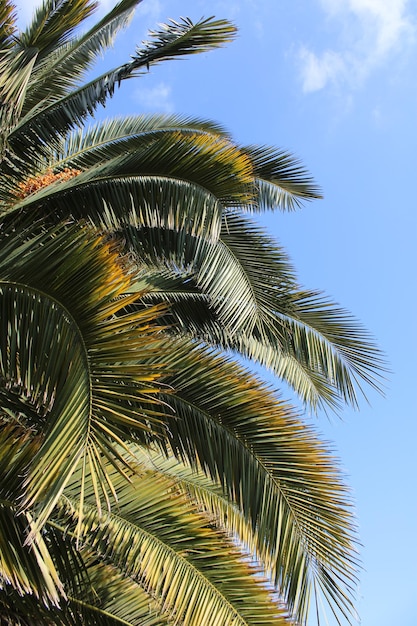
[0,279,91,530]
[243,145,322,211]
[0,220,168,533]
[0,424,65,606]
[58,463,289,626]
[64,555,171,625]
[151,340,359,625]
[131,212,384,410]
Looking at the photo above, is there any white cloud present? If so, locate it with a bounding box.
[133,82,173,113]
[299,48,347,92]
[298,0,416,92]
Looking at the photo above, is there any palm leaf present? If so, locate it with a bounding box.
[10,174,225,246]
[63,114,230,158]
[243,145,322,211]
[135,16,237,64]
[8,17,237,160]
[134,212,384,409]
[0,281,91,530]
[23,0,142,113]
[152,340,359,625]
[65,557,170,625]
[0,424,65,605]
[0,220,167,533]
[0,0,17,50]
[18,0,97,52]
[57,464,288,626]
[0,48,38,137]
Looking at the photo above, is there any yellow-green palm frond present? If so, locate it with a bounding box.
[0,0,17,50]
[57,463,289,626]
[151,341,359,625]
[243,145,322,211]
[0,423,69,607]
[19,0,98,51]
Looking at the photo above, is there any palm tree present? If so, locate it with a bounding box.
[0,1,385,624]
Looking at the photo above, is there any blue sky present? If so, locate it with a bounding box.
[16,1,417,624]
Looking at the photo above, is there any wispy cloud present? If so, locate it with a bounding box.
[298,0,416,93]
[133,82,173,113]
[298,48,347,92]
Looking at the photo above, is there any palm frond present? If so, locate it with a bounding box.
[135,16,237,65]
[243,145,322,211]
[153,341,359,625]
[0,220,167,533]
[58,464,288,626]
[137,290,346,410]
[135,447,269,568]
[8,17,236,161]
[9,174,224,246]
[64,115,230,157]
[0,280,91,530]
[0,424,65,605]
[58,115,230,173]
[23,0,141,113]
[0,0,17,50]
[127,210,384,411]
[18,0,97,52]
[66,557,171,625]
[0,48,38,138]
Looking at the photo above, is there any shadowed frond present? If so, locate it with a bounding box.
[0,220,167,534]
[0,424,67,606]
[0,280,91,530]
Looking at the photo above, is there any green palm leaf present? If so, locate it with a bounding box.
[243,145,322,211]
[19,0,96,51]
[0,221,166,532]
[0,281,91,530]
[0,0,17,50]
[58,464,288,626]
[152,341,358,624]
[23,0,141,112]
[131,211,384,409]
[8,17,237,161]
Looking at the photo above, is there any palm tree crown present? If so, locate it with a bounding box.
[0,1,385,624]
